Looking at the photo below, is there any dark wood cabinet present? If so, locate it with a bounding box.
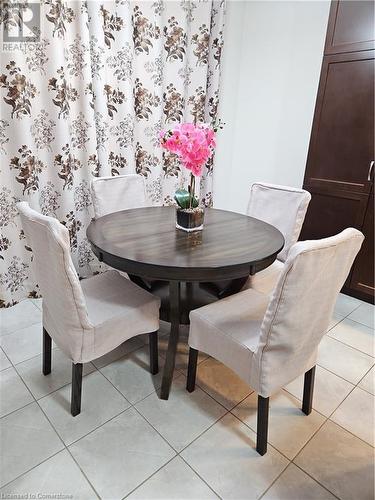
[305,50,374,195]
[350,191,374,296]
[325,0,375,54]
[302,0,374,303]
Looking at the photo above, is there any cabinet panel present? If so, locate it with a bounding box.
[304,51,374,194]
[301,188,370,291]
[301,188,368,241]
[325,0,375,54]
[350,193,374,298]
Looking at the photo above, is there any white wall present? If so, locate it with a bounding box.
[213,0,330,214]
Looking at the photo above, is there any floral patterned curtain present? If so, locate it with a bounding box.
[0,0,225,307]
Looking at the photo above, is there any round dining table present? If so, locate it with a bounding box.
[87,206,284,399]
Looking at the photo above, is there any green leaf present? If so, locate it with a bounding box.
[174,189,190,209]
[174,189,199,209]
[190,196,199,208]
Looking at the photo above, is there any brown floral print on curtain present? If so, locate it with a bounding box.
[0,0,225,307]
[0,62,38,118]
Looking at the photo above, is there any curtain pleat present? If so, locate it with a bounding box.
[0,0,225,307]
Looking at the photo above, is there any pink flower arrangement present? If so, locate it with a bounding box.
[160,122,216,178]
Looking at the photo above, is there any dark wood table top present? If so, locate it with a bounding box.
[87,207,284,282]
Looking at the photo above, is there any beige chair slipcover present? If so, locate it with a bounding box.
[90,174,147,219]
[245,182,311,294]
[17,202,160,364]
[189,228,364,397]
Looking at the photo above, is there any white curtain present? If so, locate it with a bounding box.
[0,0,225,307]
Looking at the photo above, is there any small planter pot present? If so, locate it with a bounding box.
[176,207,205,232]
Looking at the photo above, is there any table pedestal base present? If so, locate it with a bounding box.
[153,279,246,400]
[154,281,217,325]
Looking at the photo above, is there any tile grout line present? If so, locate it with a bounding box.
[1,344,59,368]
[8,359,102,499]
[289,403,372,486]
[314,360,373,386]
[355,364,374,395]
[2,298,373,499]
[96,366,182,454]
[258,461,342,500]
[327,308,372,329]
[120,455,178,500]
[0,449,68,492]
[281,368,360,420]
[178,455,223,499]
[225,412,293,498]
[286,374,374,459]
[224,389,370,500]
[0,319,42,338]
[99,355,262,498]
[229,378,374,454]
[89,365,229,499]
[228,408,295,463]
[0,346,13,371]
[35,396,103,499]
[257,464,294,500]
[4,337,370,494]
[97,367,226,499]
[326,329,375,358]
[323,368,375,447]
[290,462,341,500]
[6,340,126,499]
[8,338,151,406]
[343,315,374,330]
[1,399,36,420]
[325,417,374,448]
[0,298,42,337]
[324,329,375,359]
[40,414,103,500]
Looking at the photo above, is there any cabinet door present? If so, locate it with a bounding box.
[304,51,374,194]
[325,0,375,54]
[350,192,374,299]
[300,188,369,241]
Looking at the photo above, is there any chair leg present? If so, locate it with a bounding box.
[186,348,199,392]
[42,327,52,375]
[302,365,316,415]
[149,331,159,375]
[71,363,83,417]
[256,395,269,456]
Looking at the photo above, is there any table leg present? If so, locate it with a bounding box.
[218,276,249,299]
[160,281,181,400]
[181,282,194,324]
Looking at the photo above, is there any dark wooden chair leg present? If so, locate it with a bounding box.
[42,327,52,375]
[186,348,199,392]
[256,395,269,456]
[302,366,316,415]
[71,363,83,417]
[149,331,159,375]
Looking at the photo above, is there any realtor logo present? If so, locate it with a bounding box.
[2,2,40,43]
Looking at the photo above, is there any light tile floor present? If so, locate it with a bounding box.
[0,293,373,499]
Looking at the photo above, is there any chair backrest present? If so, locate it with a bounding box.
[91,174,147,218]
[252,228,364,397]
[247,182,311,262]
[17,202,91,348]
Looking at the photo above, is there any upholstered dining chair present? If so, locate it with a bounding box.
[91,174,147,219]
[186,228,364,455]
[90,173,162,291]
[17,202,161,417]
[200,182,311,298]
[244,182,311,294]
